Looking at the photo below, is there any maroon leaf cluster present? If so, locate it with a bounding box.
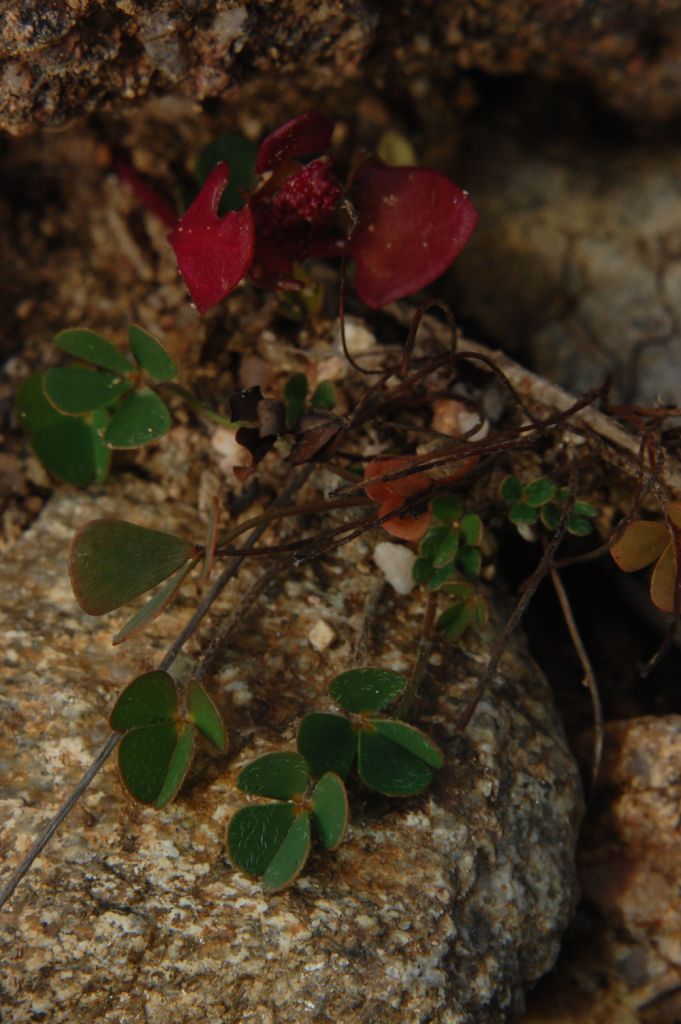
[123,113,478,315]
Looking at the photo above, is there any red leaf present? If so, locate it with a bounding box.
[349,164,478,309]
[168,163,255,314]
[255,112,335,175]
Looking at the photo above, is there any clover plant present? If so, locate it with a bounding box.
[500,475,598,538]
[610,502,681,612]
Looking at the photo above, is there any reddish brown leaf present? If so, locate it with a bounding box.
[610,520,669,572]
[649,542,678,612]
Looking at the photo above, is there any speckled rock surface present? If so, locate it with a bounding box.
[0,461,583,1023]
[455,128,681,405]
[3,1,681,136]
[522,716,681,1024]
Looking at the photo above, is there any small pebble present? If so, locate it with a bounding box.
[373,541,416,595]
[307,619,336,652]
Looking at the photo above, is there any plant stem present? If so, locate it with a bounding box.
[395,591,438,718]
[0,466,314,911]
[455,479,576,733]
[161,382,236,427]
[547,559,604,790]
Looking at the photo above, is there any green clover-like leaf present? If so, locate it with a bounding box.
[152,725,196,807]
[186,681,227,752]
[310,773,348,851]
[69,518,196,615]
[261,810,312,892]
[412,556,434,584]
[540,503,561,531]
[110,670,177,731]
[227,802,297,877]
[18,374,111,486]
[128,325,177,382]
[566,515,594,537]
[357,728,435,797]
[104,387,172,448]
[117,722,182,805]
[44,367,132,415]
[330,667,407,713]
[297,713,357,779]
[55,328,134,374]
[237,751,310,800]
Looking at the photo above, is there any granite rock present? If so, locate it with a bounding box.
[3,1,681,136]
[522,716,681,1024]
[455,129,681,405]
[0,465,583,1023]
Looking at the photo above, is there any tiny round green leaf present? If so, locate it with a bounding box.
[573,500,598,519]
[187,681,227,752]
[128,325,177,381]
[357,729,434,797]
[117,722,178,805]
[370,719,444,769]
[69,518,195,615]
[310,773,348,851]
[311,380,336,410]
[566,515,594,537]
[436,600,474,640]
[154,725,196,808]
[55,329,134,373]
[110,670,177,732]
[284,373,309,403]
[540,503,561,531]
[237,751,310,799]
[499,475,521,504]
[431,493,463,523]
[44,367,132,415]
[297,713,357,779]
[330,667,407,713]
[227,802,296,877]
[104,388,172,448]
[262,811,312,892]
[522,477,558,507]
[508,503,539,525]
[420,525,451,561]
[426,562,458,590]
[457,546,482,581]
[460,513,483,546]
[412,556,434,585]
[432,530,460,569]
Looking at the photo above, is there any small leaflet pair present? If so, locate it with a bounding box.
[110,671,227,808]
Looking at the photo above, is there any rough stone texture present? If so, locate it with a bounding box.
[0,457,583,1022]
[455,127,681,405]
[3,1,681,136]
[522,716,681,1024]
